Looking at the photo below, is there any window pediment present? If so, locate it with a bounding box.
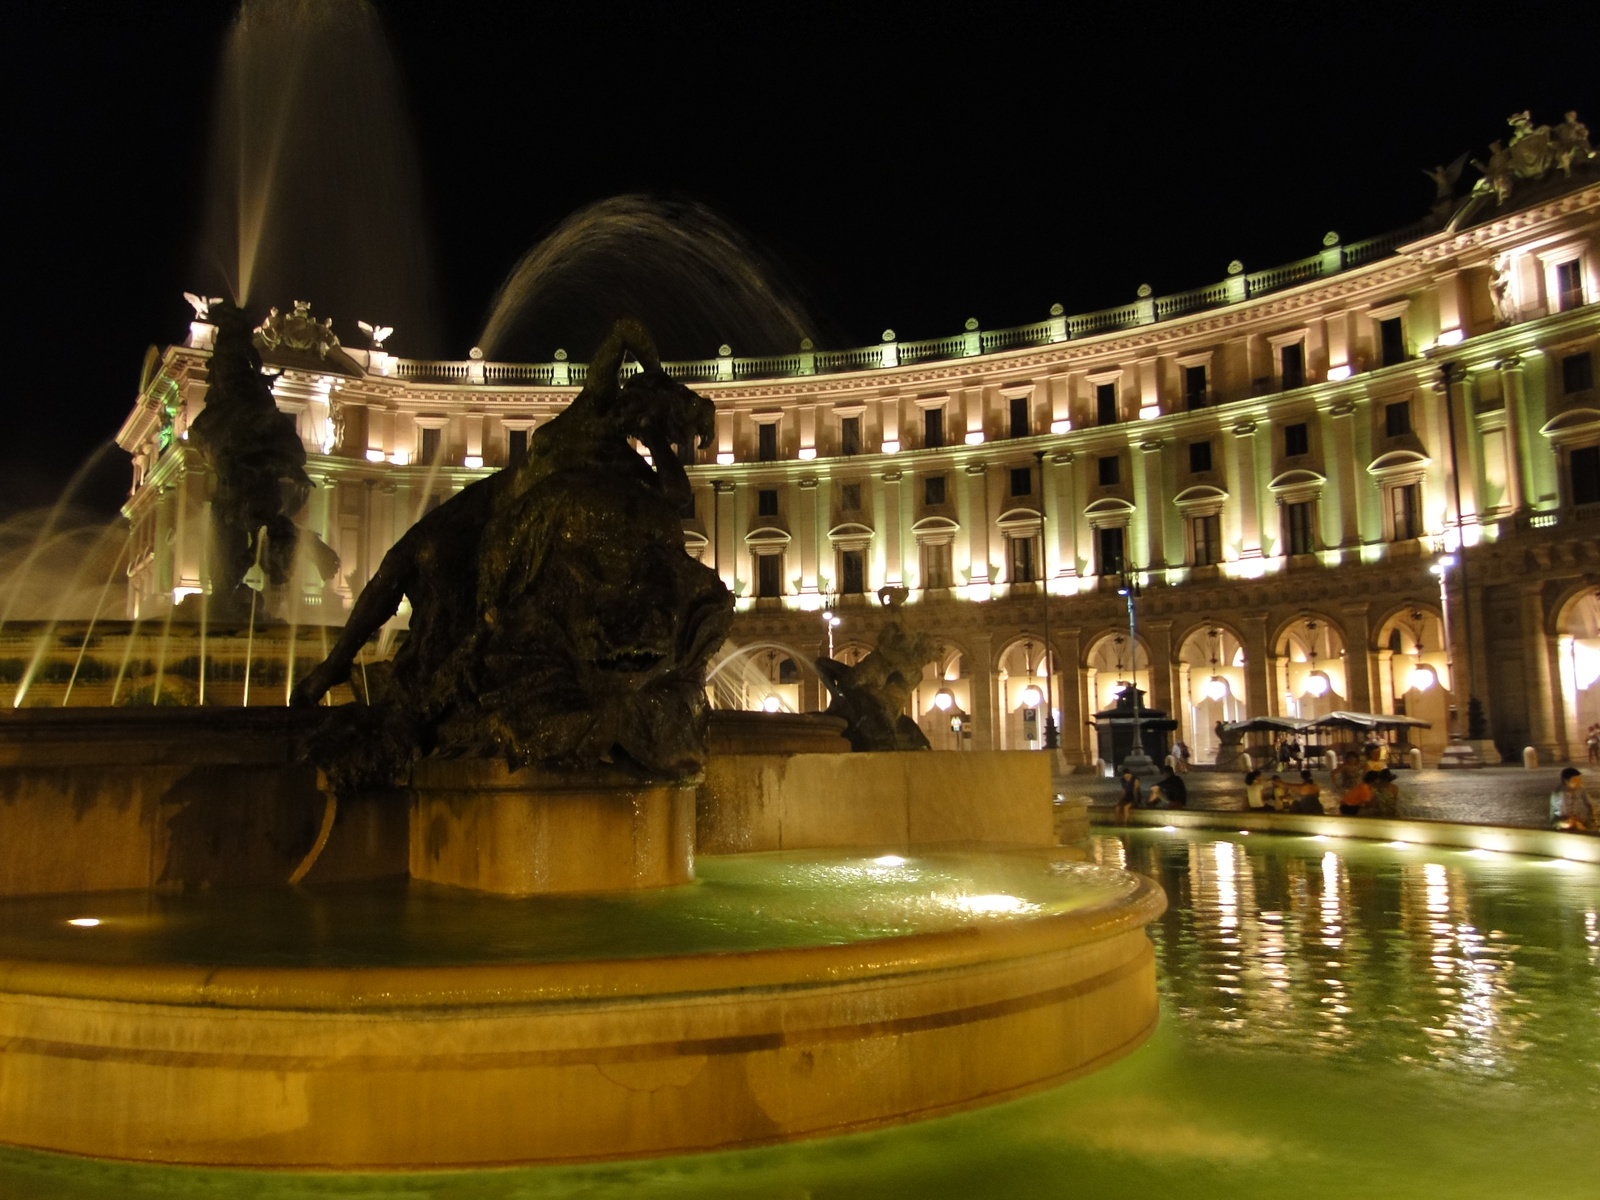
[911,515,959,545]
[1539,407,1600,445]
[1367,449,1430,477]
[828,521,874,551]
[1085,497,1134,528]
[745,525,791,552]
[1173,485,1229,515]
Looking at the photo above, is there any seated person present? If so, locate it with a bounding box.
[1287,769,1324,814]
[1339,771,1376,817]
[1267,772,1290,808]
[1244,769,1270,811]
[1368,769,1401,818]
[1333,753,1362,793]
[1149,764,1188,809]
[1549,767,1594,833]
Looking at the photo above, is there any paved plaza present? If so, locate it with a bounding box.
[1071,763,1592,830]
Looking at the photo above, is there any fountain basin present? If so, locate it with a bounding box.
[0,849,1163,1167]
[410,759,696,894]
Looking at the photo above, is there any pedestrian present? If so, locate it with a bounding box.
[1172,740,1191,774]
[1150,763,1188,809]
[1244,769,1269,811]
[1277,738,1293,772]
[1289,738,1305,769]
[1114,766,1142,825]
[1549,767,1595,833]
[1339,771,1376,817]
[1288,769,1323,814]
[1587,725,1599,766]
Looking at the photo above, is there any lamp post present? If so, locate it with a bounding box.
[1117,574,1155,775]
[1431,553,1483,767]
[823,608,841,659]
[1033,449,1059,749]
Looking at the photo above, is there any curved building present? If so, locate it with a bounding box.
[116,141,1600,765]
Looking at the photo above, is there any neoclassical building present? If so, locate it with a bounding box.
[117,133,1600,765]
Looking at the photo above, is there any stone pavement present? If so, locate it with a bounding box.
[1064,763,1591,830]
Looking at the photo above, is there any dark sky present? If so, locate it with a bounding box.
[6,0,1597,517]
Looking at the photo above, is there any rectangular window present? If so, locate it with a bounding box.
[1571,445,1600,506]
[420,426,441,465]
[1379,317,1407,367]
[840,415,861,456]
[1096,382,1118,425]
[757,422,778,462]
[1010,466,1031,496]
[1192,513,1222,567]
[1280,342,1305,390]
[1385,400,1412,437]
[924,475,946,505]
[1097,526,1125,576]
[1285,500,1315,556]
[1184,365,1208,409]
[1188,440,1212,473]
[841,483,861,512]
[1284,422,1309,457]
[923,541,952,589]
[1009,395,1030,438]
[1390,483,1423,541]
[758,554,782,598]
[507,428,528,469]
[1098,455,1120,487]
[1010,536,1036,583]
[840,550,865,595]
[1563,351,1595,394]
[924,407,945,449]
[757,488,779,517]
[1556,260,1585,312]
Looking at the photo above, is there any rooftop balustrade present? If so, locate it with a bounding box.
[383,222,1428,387]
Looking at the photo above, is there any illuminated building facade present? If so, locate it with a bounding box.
[118,169,1600,765]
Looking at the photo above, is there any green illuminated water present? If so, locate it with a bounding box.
[3,830,1597,1198]
[0,848,1118,967]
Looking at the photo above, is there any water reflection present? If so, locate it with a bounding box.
[1100,830,1600,1080]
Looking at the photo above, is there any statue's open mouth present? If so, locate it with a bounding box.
[595,650,666,672]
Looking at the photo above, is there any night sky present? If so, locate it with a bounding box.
[7,0,1597,518]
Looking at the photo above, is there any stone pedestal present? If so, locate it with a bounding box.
[410,760,696,895]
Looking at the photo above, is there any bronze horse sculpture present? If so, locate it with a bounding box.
[293,319,733,793]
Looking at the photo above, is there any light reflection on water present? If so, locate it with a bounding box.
[1108,830,1598,1081]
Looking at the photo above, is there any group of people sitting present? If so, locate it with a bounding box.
[1244,752,1401,817]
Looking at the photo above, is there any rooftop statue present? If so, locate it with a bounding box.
[186,301,340,621]
[292,318,732,794]
[1468,110,1595,209]
[815,587,936,752]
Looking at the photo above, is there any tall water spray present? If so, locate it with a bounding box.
[197,0,438,353]
[479,196,822,362]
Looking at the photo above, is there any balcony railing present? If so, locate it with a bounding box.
[386,220,1430,389]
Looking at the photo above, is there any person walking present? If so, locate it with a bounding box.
[1549,767,1594,833]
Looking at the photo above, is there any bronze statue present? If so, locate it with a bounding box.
[815,587,936,752]
[186,301,338,621]
[292,318,732,793]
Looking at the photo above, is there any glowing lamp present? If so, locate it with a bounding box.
[1409,665,1436,692]
[1305,673,1330,698]
[964,431,985,446]
[365,449,386,463]
[1327,364,1353,382]
[463,455,483,470]
[67,918,100,927]
[1204,675,1228,702]
[1437,328,1465,346]
[798,447,817,460]
[933,687,955,712]
[761,695,781,713]
[1020,683,1043,707]
[1050,419,1071,434]
[716,452,735,465]
[881,440,900,454]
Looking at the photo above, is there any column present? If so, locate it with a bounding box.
[1377,648,1395,714]
[1241,612,1271,719]
[1145,618,1174,715]
[1520,584,1558,758]
[963,463,991,588]
[1499,356,1527,513]
[1134,439,1165,569]
[714,482,735,594]
[1055,626,1086,764]
[797,477,819,593]
[968,631,996,752]
[1338,603,1375,712]
[1051,452,1079,581]
[881,470,903,586]
[1231,422,1262,559]
[1329,402,1361,547]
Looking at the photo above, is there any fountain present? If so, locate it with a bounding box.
[0,317,1164,1168]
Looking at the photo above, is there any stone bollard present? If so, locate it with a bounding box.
[1523,746,1539,769]
[1407,747,1423,771]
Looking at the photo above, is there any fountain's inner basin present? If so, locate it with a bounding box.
[0,849,1135,967]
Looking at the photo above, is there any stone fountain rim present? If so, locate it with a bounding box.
[0,865,1165,1012]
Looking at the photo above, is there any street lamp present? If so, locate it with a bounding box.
[1117,576,1154,775]
[823,610,841,658]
